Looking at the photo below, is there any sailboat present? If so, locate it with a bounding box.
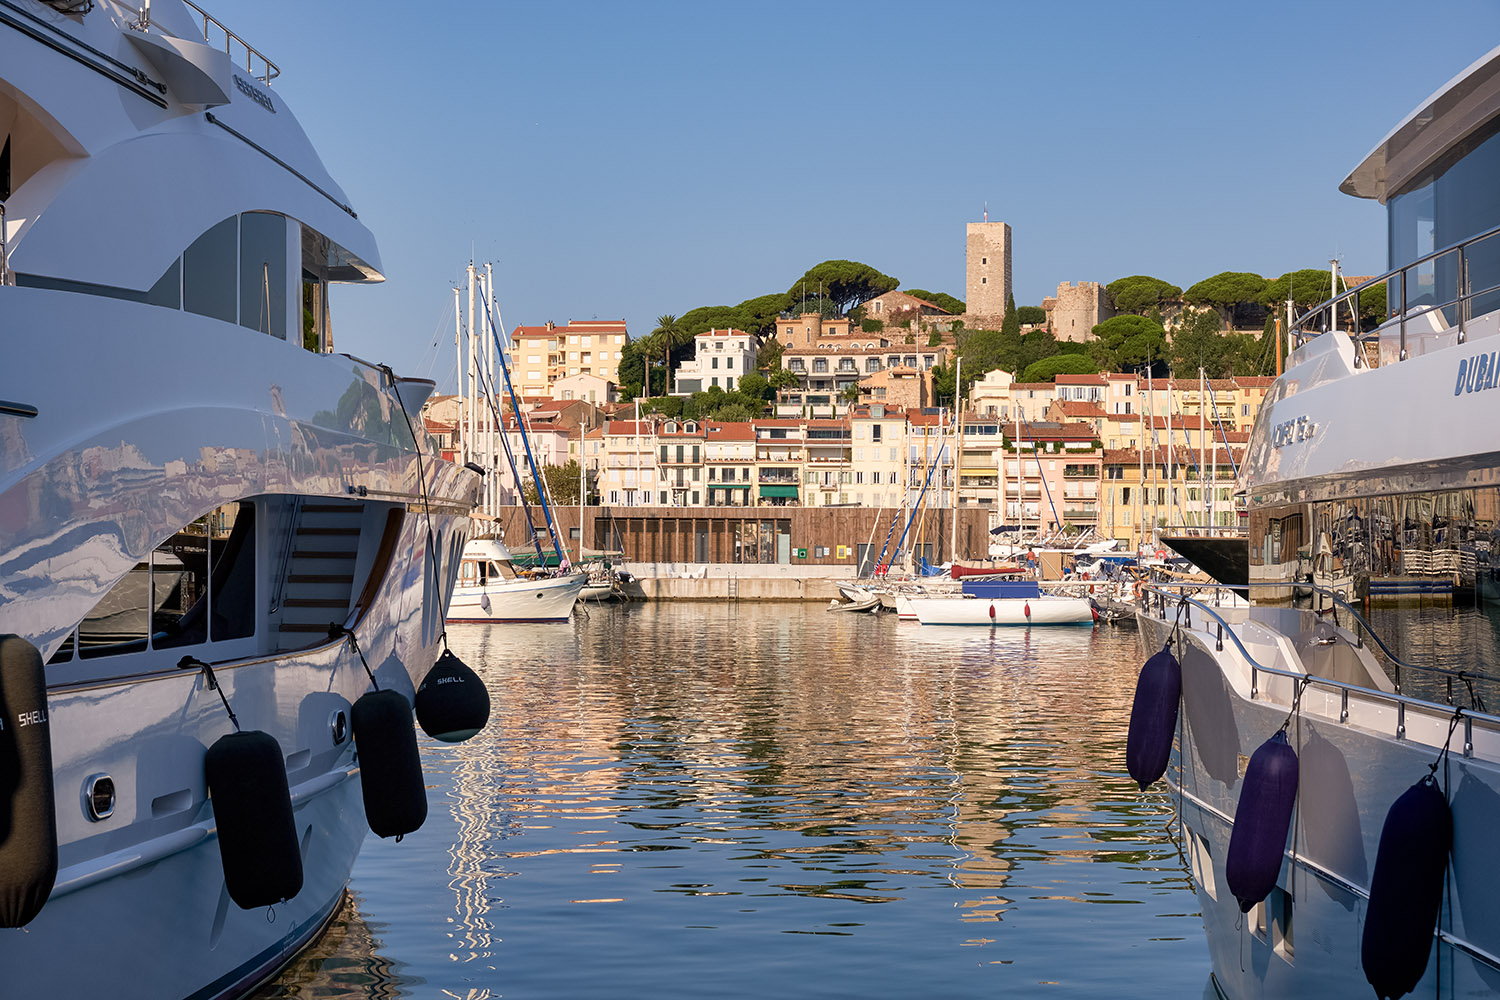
[444,263,585,623]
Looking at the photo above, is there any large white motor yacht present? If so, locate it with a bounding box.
[0,2,478,996]
[1134,44,1500,999]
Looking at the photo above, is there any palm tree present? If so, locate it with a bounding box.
[650,314,682,396]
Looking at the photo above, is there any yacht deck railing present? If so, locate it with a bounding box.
[1293,219,1500,365]
[1,202,8,286]
[1140,581,1500,754]
[180,1,279,84]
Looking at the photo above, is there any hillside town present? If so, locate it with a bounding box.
[423,222,1281,565]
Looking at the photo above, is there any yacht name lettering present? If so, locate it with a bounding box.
[234,75,276,114]
[1271,416,1316,449]
[1455,352,1500,395]
[16,709,46,727]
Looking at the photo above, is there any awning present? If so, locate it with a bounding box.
[760,485,799,498]
[708,483,752,490]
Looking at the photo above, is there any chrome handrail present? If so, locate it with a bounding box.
[180,0,279,84]
[1142,584,1500,749]
[0,202,7,285]
[1145,579,1500,690]
[1292,217,1500,362]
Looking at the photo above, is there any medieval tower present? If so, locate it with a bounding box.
[965,221,1012,327]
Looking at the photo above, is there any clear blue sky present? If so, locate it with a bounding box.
[220,1,1500,389]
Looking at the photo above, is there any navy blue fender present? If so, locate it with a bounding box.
[1225,730,1299,912]
[352,689,427,839]
[205,729,303,909]
[1362,776,1452,1000]
[415,650,490,744]
[0,635,57,928]
[1126,646,1181,790]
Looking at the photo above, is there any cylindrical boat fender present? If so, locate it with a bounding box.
[352,689,427,839]
[1024,602,1032,620]
[988,603,995,620]
[1225,730,1299,912]
[1362,776,1452,1000]
[0,635,57,928]
[205,729,303,910]
[1125,645,1181,790]
[415,650,490,744]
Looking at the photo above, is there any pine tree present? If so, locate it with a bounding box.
[1001,292,1020,338]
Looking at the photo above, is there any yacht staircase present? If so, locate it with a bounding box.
[275,500,365,649]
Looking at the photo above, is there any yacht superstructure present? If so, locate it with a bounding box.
[1134,45,1500,999]
[1,3,479,997]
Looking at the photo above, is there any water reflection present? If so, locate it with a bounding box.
[263,604,1209,999]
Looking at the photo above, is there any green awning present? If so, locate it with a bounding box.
[708,483,752,490]
[759,485,799,498]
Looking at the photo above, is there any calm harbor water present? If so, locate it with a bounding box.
[256,602,1214,999]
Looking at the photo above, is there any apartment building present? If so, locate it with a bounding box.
[657,419,706,506]
[507,319,629,398]
[754,420,806,507]
[849,405,907,509]
[598,419,659,506]
[704,422,756,506]
[1100,444,1243,551]
[778,344,946,418]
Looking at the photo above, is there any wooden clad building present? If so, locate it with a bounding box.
[491,505,994,571]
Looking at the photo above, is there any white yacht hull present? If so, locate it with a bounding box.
[0,292,479,998]
[447,572,586,623]
[1137,608,1500,999]
[907,595,1094,626]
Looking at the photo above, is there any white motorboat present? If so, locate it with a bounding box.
[447,538,586,623]
[0,4,480,997]
[1132,44,1500,999]
[907,593,1094,626]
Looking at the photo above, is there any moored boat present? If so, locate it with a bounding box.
[1134,44,1500,999]
[447,538,586,623]
[0,4,481,995]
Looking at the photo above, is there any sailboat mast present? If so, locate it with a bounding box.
[454,285,465,467]
[466,262,478,516]
[1200,367,1208,531]
[951,357,961,563]
[1165,376,1174,533]
[484,262,497,520]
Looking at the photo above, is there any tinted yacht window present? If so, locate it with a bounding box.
[183,216,238,324]
[239,212,287,339]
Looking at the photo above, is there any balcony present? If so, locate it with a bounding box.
[759,472,799,484]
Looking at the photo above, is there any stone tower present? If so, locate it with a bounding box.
[965,221,1012,326]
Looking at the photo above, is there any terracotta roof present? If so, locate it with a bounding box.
[1020,421,1097,439]
[705,421,755,440]
[604,420,655,435]
[1053,401,1107,418]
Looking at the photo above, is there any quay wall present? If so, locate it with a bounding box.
[488,505,993,600]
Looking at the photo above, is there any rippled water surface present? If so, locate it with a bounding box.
[256,603,1211,999]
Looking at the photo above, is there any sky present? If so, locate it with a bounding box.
[217,1,1500,390]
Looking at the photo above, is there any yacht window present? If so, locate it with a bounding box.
[74,502,255,658]
[147,258,181,309]
[240,212,288,340]
[183,217,239,324]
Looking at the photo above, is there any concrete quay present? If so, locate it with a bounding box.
[616,563,859,602]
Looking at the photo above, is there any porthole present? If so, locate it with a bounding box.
[84,773,115,822]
